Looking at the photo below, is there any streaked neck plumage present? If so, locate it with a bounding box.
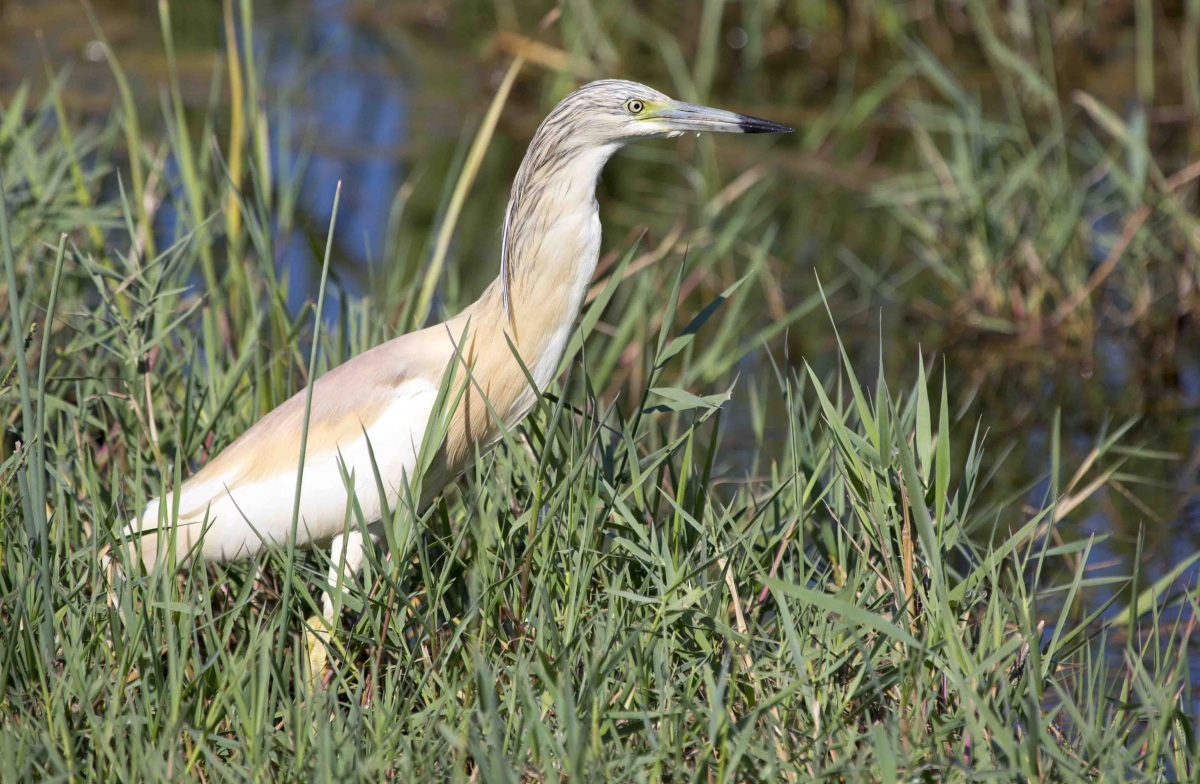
[502,139,619,326]
[466,138,621,387]
[440,137,622,466]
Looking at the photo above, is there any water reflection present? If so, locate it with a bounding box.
[0,0,414,308]
[266,0,409,305]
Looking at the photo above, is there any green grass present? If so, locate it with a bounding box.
[2,1,1199,780]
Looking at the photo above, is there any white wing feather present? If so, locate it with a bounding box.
[130,379,439,565]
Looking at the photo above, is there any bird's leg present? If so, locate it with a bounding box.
[324,529,373,620]
[303,529,377,688]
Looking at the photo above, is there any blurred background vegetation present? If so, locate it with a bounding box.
[2,0,1200,778]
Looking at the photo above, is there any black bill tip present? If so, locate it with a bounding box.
[736,113,794,134]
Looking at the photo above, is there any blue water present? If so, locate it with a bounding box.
[266,0,410,306]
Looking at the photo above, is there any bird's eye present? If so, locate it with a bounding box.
[625,99,645,115]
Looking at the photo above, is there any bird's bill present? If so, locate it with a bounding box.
[652,101,793,134]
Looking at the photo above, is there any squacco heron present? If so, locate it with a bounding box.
[128,79,790,670]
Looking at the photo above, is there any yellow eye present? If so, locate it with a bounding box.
[625,99,645,115]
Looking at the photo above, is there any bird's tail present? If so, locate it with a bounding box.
[121,493,200,571]
[119,495,159,571]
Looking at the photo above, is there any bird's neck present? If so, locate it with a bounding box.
[504,140,619,304]
[437,141,621,462]
[466,142,619,384]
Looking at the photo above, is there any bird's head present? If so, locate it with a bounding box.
[543,79,793,149]
[503,80,791,319]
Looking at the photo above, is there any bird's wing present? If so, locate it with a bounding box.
[132,329,455,566]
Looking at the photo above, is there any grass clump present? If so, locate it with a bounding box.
[1,2,1198,781]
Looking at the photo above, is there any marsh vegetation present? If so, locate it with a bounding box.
[1,1,1198,779]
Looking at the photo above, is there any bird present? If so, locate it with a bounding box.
[126,79,791,676]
